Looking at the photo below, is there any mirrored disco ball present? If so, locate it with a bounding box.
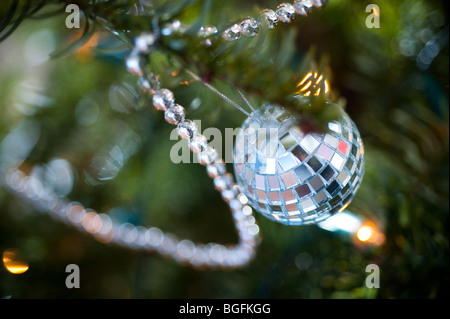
[233,103,365,225]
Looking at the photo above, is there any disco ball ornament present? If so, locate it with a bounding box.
[233,102,365,225]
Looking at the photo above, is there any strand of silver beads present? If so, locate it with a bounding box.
[3,165,259,268]
[153,0,327,45]
[221,0,327,41]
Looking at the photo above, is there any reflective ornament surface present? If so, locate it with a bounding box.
[233,103,365,225]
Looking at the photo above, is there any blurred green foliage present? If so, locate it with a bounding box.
[0,0,448,298]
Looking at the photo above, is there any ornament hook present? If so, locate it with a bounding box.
[185,69,263,125]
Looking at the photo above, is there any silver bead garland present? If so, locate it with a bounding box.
[221,1,327,42]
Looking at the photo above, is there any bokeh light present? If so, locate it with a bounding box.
[2,249,29,275]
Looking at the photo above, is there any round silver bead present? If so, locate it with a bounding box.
[125,52,144,76]
[222,24,241,41]
[177,120,198,140]
[214,173,234,192]
[260,9,279,29]
[198,146,219,166]
[189,134,208,153]
[277,3,295,23]
[240,17,259,37]
[198,26,218,38]
[153,89,174,111]
[164,104,185,125]
[134,32,156,54]
[139,73,160,93]
[294,0,314,16]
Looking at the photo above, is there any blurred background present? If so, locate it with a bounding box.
[0,0,448,298]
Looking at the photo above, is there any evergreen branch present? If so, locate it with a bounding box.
[0,0,31,42]
[26,2,65,20]
[0,0,19,33]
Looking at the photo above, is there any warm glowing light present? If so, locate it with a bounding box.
[372,232,386,245]
[3,250,29,274]
[295,71,330,96]
[338,201,351,213]
[300,80,312,92]
[356,223,385,246]
[372,7,379,17]
[298,72,313,86]
[315,74,323,84]
[319,211,385,247]
[357,225,374,242]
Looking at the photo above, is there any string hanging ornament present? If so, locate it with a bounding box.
[233,102,365,225]
[1,0,364,269]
